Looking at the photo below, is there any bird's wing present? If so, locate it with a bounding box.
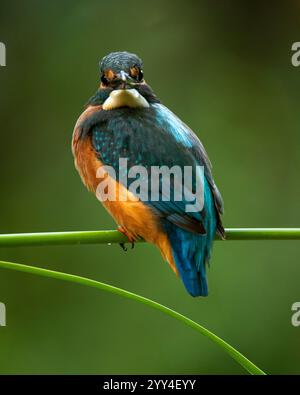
[152,103,225,237]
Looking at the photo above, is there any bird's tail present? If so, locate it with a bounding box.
[160,178,219,297]
[167,225,213,296]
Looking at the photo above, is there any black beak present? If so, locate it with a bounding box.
[115,70,136,89]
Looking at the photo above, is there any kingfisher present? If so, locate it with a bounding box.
[72,51,225,297]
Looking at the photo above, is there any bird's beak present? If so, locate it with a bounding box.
[115,70,135,89]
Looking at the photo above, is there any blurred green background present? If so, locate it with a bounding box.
[0,0,299,374]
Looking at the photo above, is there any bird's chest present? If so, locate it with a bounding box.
[91,112,154,171]
[90,109,183,180]
[72,110,159,234]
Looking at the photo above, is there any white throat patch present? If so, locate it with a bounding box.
[102,89,150,110]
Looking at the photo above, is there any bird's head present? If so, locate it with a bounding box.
[100,51,144,89]
[94,51,159,110]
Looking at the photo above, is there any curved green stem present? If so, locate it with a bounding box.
[0,228,299,248]
[0,259,266,375]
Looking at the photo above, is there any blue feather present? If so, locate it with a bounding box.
[163,178,216,296]
[152,103,194,148]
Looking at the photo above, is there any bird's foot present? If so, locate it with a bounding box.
[119,242,128,251]
[118,226,135,251]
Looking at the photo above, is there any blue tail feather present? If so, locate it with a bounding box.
[163,179,217,297]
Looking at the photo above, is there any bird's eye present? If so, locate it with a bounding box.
[138,69,144,82]
[130,66,144,82]
[101,74,109,86]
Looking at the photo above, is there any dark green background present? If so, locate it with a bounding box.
[0,0,299,374]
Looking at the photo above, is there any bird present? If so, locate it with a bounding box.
[72,51,225,297]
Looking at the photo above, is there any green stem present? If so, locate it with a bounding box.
[0,228,299,248]
[0,259,265,375]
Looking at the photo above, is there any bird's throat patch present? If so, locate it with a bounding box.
[102,89,150,110]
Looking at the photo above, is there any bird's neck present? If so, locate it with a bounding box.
[102,89,150,110]
[85,84,160,108]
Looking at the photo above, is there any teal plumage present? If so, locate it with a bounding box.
[163,180,217,296]
[73,51,225,297]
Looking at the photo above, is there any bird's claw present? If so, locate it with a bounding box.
[118,226,135,252]
[119,241,135,251]
[119,242,128,251]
